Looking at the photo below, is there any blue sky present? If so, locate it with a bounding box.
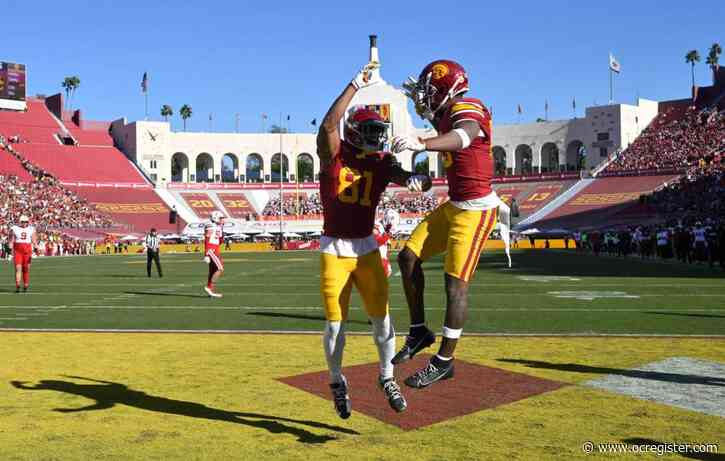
[6,0,723,132]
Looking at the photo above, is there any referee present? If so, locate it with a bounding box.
[145,228,163,278]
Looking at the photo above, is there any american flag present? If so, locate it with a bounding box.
[141,72,148,93]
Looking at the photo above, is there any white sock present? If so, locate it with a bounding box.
[370,314,395,380]
[323,320,346,383]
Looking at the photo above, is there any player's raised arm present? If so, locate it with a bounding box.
[316,63,380,166]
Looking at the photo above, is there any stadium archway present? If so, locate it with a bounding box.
[413,152,430,175]
[195,153,214,182]
[566,140,585,171]
[171,152,189,182]
[271,153,289,182]
[221,153,239,182]
[515,144,533,175]
[296,153,314,183]
[245,153,263,183]
[437,152,447,178]
[540,143,559,173]
[493,146,507,176]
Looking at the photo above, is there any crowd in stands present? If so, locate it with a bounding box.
[575,156,725,268]
[606,106,725,172]
[1,135,113,258]
[260,192,440,217]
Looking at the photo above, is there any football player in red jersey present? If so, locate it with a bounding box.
[390,60,509,388]
[9,215,37,293]
[317,61,431,419]
[203,211,226,298]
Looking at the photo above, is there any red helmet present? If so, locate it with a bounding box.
[344,106,388,152]
[403,60,469,121]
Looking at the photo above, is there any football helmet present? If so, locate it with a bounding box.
[210,211,224,224]
[382,208,400,234]
[344,106,388,152]
[403,60,469,121]
[19,215,29,226]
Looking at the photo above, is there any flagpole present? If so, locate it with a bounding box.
[279,112,283,246]
[609,68,613,104]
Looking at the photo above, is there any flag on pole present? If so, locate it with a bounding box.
[262,113,268,120]
[517,104,522,115]
[141,72,148,93]
[286,115,291,121]
[572,97,576,110]
[310,118,317,126]
[609,53,621,73]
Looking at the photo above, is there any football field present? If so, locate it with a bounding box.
[1,250,723,460]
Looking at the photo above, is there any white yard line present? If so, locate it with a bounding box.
[0,305,723,312]
[0,328,723,338]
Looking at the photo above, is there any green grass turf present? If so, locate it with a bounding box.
[0,249,723,334]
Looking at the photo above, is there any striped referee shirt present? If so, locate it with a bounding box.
[145,234,160,252]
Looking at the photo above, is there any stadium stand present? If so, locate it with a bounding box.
[179,192,226,219]
[531,174,680,230]
[216,193,258,219]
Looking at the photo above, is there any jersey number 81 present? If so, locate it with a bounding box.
[338,167,373,207]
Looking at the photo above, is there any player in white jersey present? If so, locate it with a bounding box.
[373,209,400,277]
[9,216,37,293]
[693,222,707,262]
[203,211,225,298]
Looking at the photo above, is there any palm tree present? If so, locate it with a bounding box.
[61,76,80,111]
[685,50,700,88]
[179,104,192,131]
[160,104,173,122]
[707,43,722,71]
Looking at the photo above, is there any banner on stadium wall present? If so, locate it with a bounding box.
[181,217,423,238]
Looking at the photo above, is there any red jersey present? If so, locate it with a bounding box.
[204,223,223,254]
[435,97,493,201]
[320,141,398,239]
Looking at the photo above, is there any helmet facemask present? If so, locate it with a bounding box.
[346,118,389,152]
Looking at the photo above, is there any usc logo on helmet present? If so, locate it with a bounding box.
[431,63,449,80]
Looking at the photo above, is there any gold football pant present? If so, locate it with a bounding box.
[320,250,389,321]
[405,201,498,282]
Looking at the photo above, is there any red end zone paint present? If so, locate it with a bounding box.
[278,355,568,430]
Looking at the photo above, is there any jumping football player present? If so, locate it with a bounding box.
[390,60,507,388]
[317,61,431,418]
[9,215,37,293]
[204,210,225,298]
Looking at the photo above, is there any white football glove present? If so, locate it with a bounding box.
[351,62,380,90]
[203,256,211,264]
[406,175,429,192]
[391,135,426,154]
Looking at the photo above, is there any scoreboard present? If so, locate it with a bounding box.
[0,62,26,101]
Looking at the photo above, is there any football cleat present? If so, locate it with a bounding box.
[15,287,20,294]
[379,377,407,413]
[404,361,455,389]
[330,377,351,419]
[391,327,436,365]
[204,286,223,298]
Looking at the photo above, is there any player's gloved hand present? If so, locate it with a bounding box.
[406,174,429,192]
[391,135,426,154]
[402,76,419,101]
[351,62,381,90]
[203,256,211,264]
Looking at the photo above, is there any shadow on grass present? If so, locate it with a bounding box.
[497,359,725,386]
[622,438,725,460]
[643,311,725,320]
[246,312,370,326]
[123,291,209,299]
[11,376,357,444]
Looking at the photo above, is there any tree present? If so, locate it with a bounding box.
[269,124,288,133]
[160,104,173,122]
[685,50,700,88]
[414,153,429,175]
[61,76,80,111]
[179,105,192,131]
[707,43,722,72]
